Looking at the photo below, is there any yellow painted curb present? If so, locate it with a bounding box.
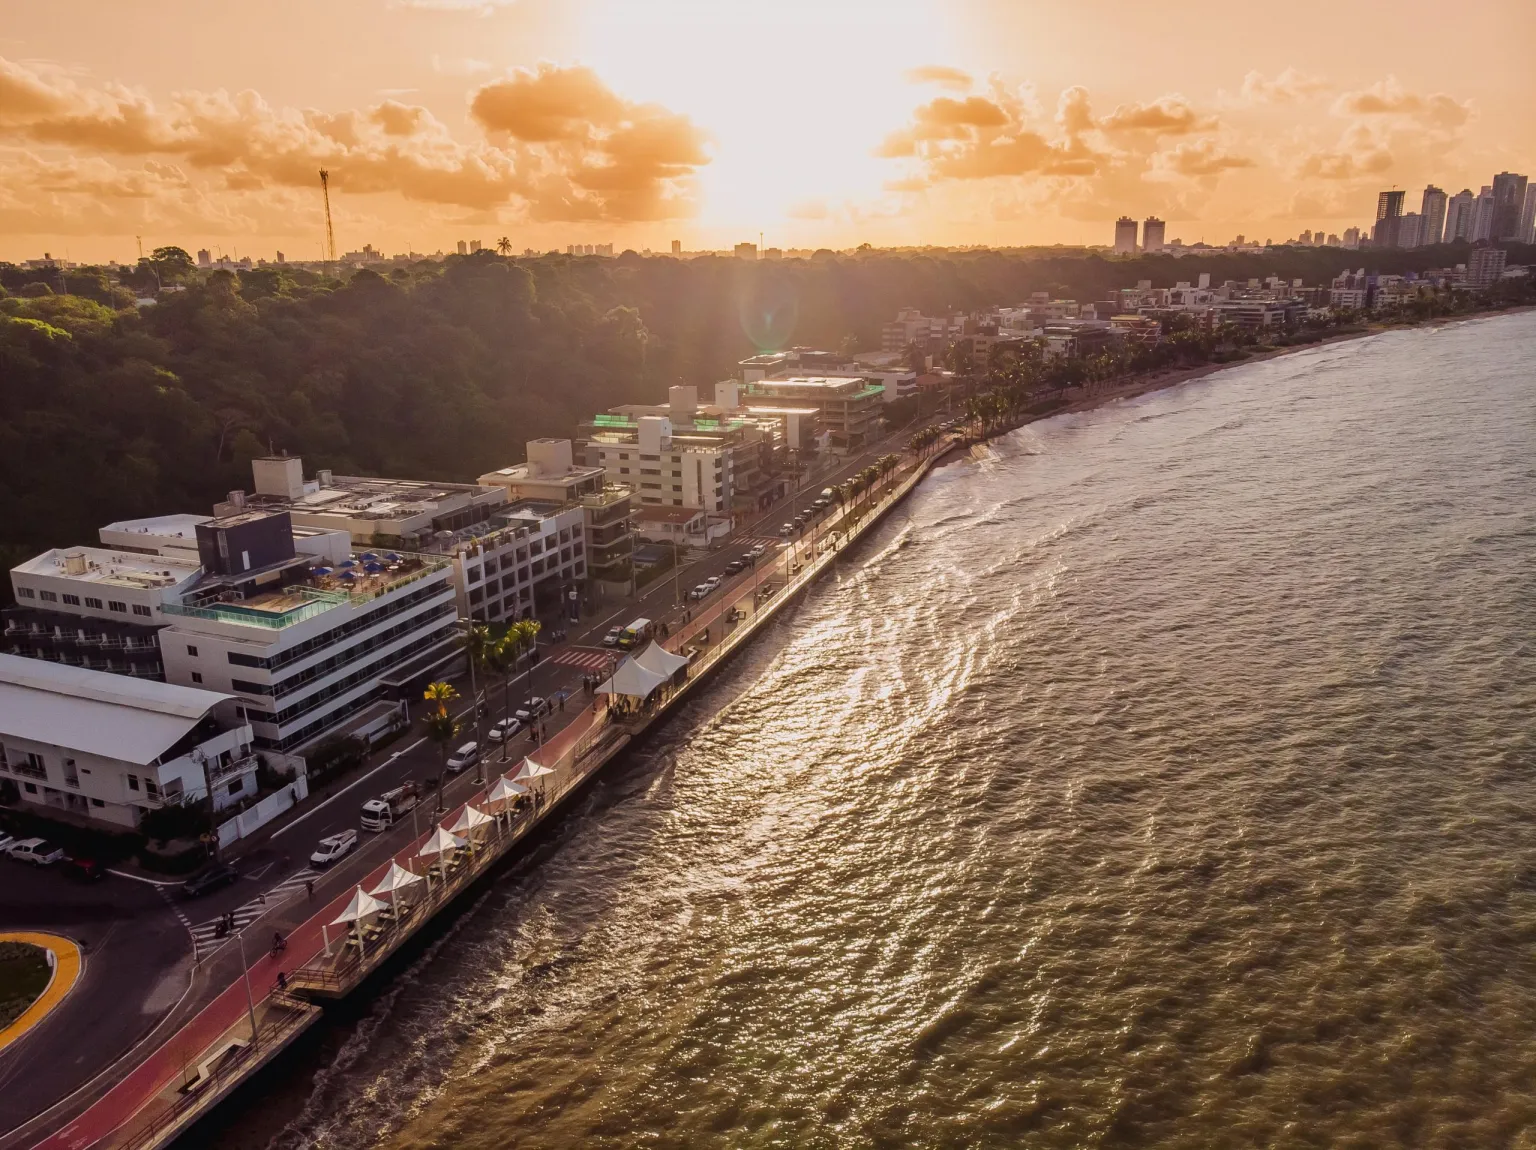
[0,931,82,1052]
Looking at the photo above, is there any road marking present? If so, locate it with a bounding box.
[551,648,615,670]
[0,932,83,1053]
[269,738,425,841]
[104,869,184,887]
[185,868,320,953]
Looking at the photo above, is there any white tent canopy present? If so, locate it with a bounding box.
[514,757,556,783]
[332,885,387,926]
[634,641,689,679]
[369,861,424,899]
[416,826,468,859]
[485,776,529,808]
[448,804,494,835]
[596,656,668,699]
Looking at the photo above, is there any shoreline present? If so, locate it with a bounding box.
[1031,303,1536,425]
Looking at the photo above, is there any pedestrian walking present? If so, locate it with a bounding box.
[558,694,565,713]
[276,970,287,991]
[305,879,315,899]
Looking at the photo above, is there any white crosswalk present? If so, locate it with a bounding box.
[552,647,616,670]
[186,867,320,953]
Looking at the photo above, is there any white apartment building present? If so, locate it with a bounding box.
[445,500,586,623]
[587,415,731,514]
[156,509,458,755]
[478,439,634,594]
[0,653,257,829]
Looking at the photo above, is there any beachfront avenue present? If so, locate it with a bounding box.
[0,411,953,1150]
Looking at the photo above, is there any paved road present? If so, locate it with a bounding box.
[0,415,946,1146]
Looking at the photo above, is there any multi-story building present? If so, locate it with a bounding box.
[1213,298,1306,329]
[1114,216,1138,254]
[6,546,204,679]
[478,439,635,595]
[1342,226,1362,248]
[744,376,884,452]
[1443,189,1476,242]
[0,653,257,829]
[1522,185,1536,245]
[1465,247,1508,290]
[1397,212,1425,249]
[1472,186,1496,241]
[1490,172,1529,242]
[1373,189,1405,247]
[879,308,966,353]
[157,509,458,756]
[1330,269,1373,311]
[1142,217,1166,253]
[218,455,590,625]
[1420,185,1448,246]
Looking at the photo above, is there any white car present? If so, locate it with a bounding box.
[513,697,550,723]
[487,717,522,743]
[7,838,65,866]
[602,626,623,647]
[310,829,358,868]
[778,523,795,537]
[446,741,480,772]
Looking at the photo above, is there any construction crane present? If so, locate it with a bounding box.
[319,169,337,263]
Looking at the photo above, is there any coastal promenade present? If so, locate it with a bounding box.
[27,433,954,1150]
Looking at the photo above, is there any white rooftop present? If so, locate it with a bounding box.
[13,546,201,590]
[98,514,210,550]
[0,652,237,765]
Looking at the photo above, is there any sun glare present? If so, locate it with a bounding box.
[581,0,948,245]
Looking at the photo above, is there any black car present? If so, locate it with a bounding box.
[724,559,747,574]
[181,862,239,897]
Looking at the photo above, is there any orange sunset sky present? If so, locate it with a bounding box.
[2,0,1532,263]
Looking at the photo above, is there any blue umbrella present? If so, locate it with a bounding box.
[385,553,402,562]
[313,566,334,576]
[339,570,357,581]
[364,562,385,573]
[361,552,379,561]
[339,558,357,568]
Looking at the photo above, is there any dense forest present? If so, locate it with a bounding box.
[2,241,1531,574]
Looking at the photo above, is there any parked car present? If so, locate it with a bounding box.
[778,523,795,537]
[812,497,831,510]
[0,833,18,855]
[688,582,713,601]
[748,543,768,560]
[181,862,239,897]
[704,575,722,589]
[514,697,550,722]
[7,838,65,866]
[602,626,624,647]
[487,716,522,743]
[60,855,106,882]
[310,829,359,868]
[446,741,480,772]
[724,559,747,575]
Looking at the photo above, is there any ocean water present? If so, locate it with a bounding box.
[238,312,1536,1149]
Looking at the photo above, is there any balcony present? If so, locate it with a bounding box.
[208,753,258,785]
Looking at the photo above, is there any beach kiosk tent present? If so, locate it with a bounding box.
[369,861,424,904]
[514,757,556,784]
[596,656,668,700]
[633,641,690,686]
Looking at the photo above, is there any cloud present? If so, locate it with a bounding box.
[1239,68,1326,104]
[1152,138,1255,177]
[905,65,972,91]
[786,198,829,219]
[430,55,493,76]
[0,55,709,227]
[1333,76,1471,129]
[1099,95,1210,135]
[1294,147,1393,180]
[470,64,710,221]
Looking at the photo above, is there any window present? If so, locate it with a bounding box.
[190,671,203,684]
[619,453,630,460]
[133,605,152,617]
[145,779,159,799]
[63,758,79,788]
[23,783,36,795]
[641,482,661,490]
[39,590,57,602]
[468,567,482,584]
[127,774,140,792]
[17,587,34,599]
[470,588,484,604]
[108,600,127,612]
[671,470,682,478]
[230,678,271,695]
[85,597,102,609]
[90,798,104,807]
[187,645,199,657]
[62,593,81,606]
[640,453,660,462]
[640,468,661,476]
[226,779,242,795]
[530,539,543,555]
[619,467,631,475]
[673,499,683,506]
[13,753,46,780]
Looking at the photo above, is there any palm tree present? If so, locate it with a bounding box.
[423,680,460,813]
[496,236,512,255]
[460,622,493,781]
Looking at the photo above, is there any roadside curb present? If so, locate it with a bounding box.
[105,870,184,888]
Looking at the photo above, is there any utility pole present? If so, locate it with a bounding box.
[236,927,258,1043]
[319,170,337,263]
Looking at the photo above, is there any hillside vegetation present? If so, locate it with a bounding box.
[2,243,1529,571]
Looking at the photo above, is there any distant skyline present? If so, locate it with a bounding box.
[1,0,1532,263]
